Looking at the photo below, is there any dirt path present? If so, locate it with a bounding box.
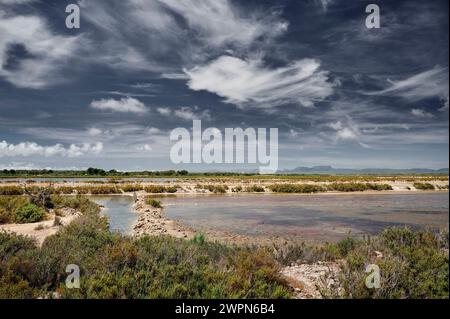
[0,209,80,246]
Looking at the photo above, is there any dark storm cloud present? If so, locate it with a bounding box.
[0,0,448,170]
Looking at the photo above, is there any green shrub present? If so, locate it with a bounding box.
[196,185,228,193]
[121,184,143,192]
[245,185,265,192]
[413,183,436,190]
[366,183,393,191]
[14,204,44,224]
[146,199,162,208]
[144,185,168,193]
[268,184,325,193]
[191,233,206,245]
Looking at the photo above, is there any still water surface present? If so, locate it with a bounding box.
[92,193,449,241]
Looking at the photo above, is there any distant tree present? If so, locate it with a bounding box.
[87,167,106,175]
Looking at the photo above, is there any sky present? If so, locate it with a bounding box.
[0,0,448,172]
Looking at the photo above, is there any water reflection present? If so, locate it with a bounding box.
[90,196,135,235]
[160,193,449,242]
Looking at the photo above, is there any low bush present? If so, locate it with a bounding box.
[14,204,44,224]
[413,183,436,190]
[146,199,162,208]
[0,196,29,224]
[232,186,243,193]
[268,184,325,193]
[245,185,265,192]
[196,185,228,194]
[56,187,75,194]
[144,185,178,193]
[120,184,143,192]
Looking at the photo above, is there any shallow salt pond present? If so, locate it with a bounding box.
[90,196,136,235]
[92,192,448,242]
[159,192,449,242]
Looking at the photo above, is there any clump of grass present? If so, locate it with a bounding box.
[413,183,435,190]
[269,184,325,193]
[196,184,228,193]
[245,185,265,192]
[0,186,24,195]
[165,186,178,193]
[232,185,243,193]
[365,183,393,191]
[146,198,162,208]
[74,186,120,194]
[191,233,206,245]
[144,185,178,193]
[120,184,144,192]
[56,186,75,194]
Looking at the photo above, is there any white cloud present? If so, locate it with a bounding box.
[0,140,103,158]
[160,0,287,47]
[0,0,36,4]
[156,107,171,116]
[161,73,190,80]
[326,119,369,148]
[157,106,211,121]
[367,67,449,106]
[88,128,103,136]
[315,0,334,12]
[411,108,434,118]
[185,56,334,109]
[174,107,211,121]
[147,127,161,134]
[136,144,153,152]
[327,121,343,130]
[0,11,84,88]
[336,127,357,140]
[90,97,148,114]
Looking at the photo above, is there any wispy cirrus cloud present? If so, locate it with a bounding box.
[185,56,334,109]
[90,97,148,114]
[160,0,287,48]
[79,0,287,73]
[366,67,449,105]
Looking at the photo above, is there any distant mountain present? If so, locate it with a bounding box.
[280,166,449,175]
